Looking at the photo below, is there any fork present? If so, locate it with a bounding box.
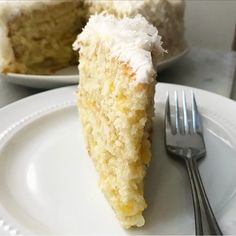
[165,91,223,235]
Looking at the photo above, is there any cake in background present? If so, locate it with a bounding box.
[73,13,164,228]
[0,0,186,75]
[87,0,187,59]
[0,1,86,75]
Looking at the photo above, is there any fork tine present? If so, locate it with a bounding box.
[182,90,189,134]
[191,92,202,133]
[174,91,180,133]
[165,92,172,133]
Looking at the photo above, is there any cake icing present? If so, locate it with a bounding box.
[73,14,165,84]
[86,0,177,22]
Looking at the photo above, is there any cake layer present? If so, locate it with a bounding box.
[0,0,86,74]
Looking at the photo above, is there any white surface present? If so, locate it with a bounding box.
[158,48,236,97]
[0,78,40,109]
[1,49,189,89]
[0,84,236,235]
[186,1,236,50]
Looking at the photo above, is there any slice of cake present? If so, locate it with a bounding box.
[0,1,87,74]
[73,14,164,228]
[87,0,187,60]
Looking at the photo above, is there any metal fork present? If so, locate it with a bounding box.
[165,91,223,235]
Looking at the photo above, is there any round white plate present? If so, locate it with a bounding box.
[1,49,189,90]
[0,83,236,235]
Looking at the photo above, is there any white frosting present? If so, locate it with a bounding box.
[111,0,184,14]
[88,0,174,20]
[109,1,145,15]
[73,14,164,84]
[87,0,144,15]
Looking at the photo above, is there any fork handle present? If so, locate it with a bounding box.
[185,158,223,235]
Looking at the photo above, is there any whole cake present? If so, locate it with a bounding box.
[0,0,186,75]
[73,13,164,228]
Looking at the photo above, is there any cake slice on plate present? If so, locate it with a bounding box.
[73,14,164,228]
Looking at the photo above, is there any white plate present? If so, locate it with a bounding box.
[1,49,189,90]
[0,83,236,235]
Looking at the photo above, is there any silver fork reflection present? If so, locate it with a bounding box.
[165,91,223,235]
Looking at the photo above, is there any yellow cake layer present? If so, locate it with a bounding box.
[77,41,156,228]
[4,1,86,74]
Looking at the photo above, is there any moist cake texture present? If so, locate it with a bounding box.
[0,1,86,74]
[73,14,164,228]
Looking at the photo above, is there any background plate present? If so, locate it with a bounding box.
[0,83,236,235]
